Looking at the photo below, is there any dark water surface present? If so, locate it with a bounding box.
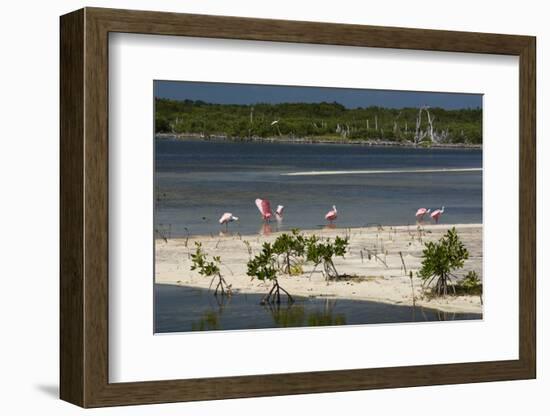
[154,284,482,333]
[155,138,482,237]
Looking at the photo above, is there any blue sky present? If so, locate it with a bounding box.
[154,80,482,110]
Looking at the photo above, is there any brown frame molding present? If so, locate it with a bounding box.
[60,7,536,408]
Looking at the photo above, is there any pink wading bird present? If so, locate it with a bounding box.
[415,207,431,222]
[430,206,445,224]
[325,205,338,224]
[218,212,239,230]
[255,198,273,222]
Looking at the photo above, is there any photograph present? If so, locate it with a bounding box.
[153,80,484,333]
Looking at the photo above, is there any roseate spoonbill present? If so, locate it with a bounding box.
[325,205,338,223]
[430,206,445,223]
[415,208,431,222]
[255,198,273,222]
[219,213,239,230]
[275,205,284,218]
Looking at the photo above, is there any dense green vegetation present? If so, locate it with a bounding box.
[155,98,482,144]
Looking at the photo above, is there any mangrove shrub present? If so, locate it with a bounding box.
[418,227,469,296]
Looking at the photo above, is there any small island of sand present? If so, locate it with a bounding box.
[155,223,482,315]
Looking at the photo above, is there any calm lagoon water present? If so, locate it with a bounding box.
[155,138,482,237]
[154,284,482,333]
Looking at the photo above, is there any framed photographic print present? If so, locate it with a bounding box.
[60,7,536,408]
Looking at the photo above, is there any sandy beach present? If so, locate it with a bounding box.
[155,223,482,314]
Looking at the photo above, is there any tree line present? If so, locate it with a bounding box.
[155,98,482,144]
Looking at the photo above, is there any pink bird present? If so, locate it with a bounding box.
[415,208,431,222]
[325,205,338,223]
[430,206,445,223]
[255,198,273,222]
[275,205,284,218]
[219,212,239,230]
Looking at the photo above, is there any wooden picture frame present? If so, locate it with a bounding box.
[60,7,536,408]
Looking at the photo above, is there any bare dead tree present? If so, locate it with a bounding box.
[414,106,436,144]
[436,128,449,144]
[424,106,436,143]
[414,107,428,145]
[393,111,402,137]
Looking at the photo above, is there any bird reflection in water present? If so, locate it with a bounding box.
[259,223,272,236]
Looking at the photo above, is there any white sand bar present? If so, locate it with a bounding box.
[282,168,482,176]
[155,223,482,314]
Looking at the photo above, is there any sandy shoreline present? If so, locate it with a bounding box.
[155,134,482,150]
[155,223,483,314]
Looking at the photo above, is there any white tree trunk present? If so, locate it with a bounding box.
[414,106,437,144]
[415,108,423,144]
[424,107,435,143]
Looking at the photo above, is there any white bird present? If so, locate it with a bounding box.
[275,205,284,218]
[219,212,239,230]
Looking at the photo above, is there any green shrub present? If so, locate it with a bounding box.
[418,227,469,296]
[456,271,483,295]
[272,229,307,274]
[306,235,349,281]
[190,242,231,296]
[247,242,294,304]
